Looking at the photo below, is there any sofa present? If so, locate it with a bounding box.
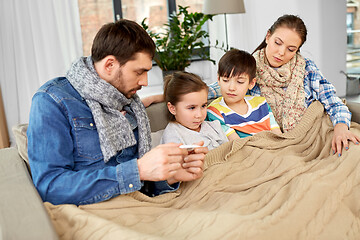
[1,100,360,240]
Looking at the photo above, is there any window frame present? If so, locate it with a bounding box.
[112,0,177,22]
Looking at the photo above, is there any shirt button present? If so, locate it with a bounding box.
[90,123,94,127]
[129,184,133,188]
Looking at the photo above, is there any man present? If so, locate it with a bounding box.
[27,19,207,205]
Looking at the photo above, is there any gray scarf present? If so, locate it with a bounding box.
[66,56,151,162]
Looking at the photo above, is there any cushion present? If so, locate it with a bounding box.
[12,123,29,165]
[0,147,58,239]
[145,102,169,132]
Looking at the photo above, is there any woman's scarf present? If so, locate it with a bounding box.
[253,49,307,132]
[66,56,151,162]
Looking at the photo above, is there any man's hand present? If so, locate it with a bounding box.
[332,123,360,156]
[137,143,187,181]
[167,141,208,184]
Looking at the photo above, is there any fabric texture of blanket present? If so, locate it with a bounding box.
[44,101,360,240]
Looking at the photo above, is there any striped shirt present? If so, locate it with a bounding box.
[207,96,280,138]
[208,58,352,128]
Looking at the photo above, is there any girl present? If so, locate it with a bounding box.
[160,71,228,150]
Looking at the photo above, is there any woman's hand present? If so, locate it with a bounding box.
[331,123,360,156]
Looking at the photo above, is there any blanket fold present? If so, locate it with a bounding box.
[45,101,360,240]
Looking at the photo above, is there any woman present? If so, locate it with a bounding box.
[207,14,359,156]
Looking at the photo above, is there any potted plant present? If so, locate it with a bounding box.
[141,5,218,75]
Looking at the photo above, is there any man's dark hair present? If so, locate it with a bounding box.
[91,19,155,65]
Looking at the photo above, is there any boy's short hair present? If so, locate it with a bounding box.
[218,49,256,80]
[91,19,155,65]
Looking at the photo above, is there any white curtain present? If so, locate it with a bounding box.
[0,0,83,145]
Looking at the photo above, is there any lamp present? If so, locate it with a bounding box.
[203,0,246,49]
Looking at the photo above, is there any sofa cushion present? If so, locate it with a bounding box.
[12,123,29,165]
[145,102,169,132]
[0,147,58,239]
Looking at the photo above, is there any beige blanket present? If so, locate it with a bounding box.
[45,101,360,240]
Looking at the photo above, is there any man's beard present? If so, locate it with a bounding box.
[126,86,142,98]
[116,68,141,98]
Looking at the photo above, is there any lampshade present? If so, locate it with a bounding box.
[203,0,245,15]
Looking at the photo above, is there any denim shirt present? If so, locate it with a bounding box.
[27,77,178,205]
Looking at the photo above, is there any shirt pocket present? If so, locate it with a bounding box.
[72,117,103,161]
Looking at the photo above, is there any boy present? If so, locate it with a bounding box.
[207,49,281,140]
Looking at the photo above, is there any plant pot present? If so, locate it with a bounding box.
[346,76,360,96]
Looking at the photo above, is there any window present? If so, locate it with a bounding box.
[114,0,204,34]
[78,0,204,56]
[78,0,114,56]
[118,0,169,33]
[176,0,203,13]
[346,0,360,75]
[347,12,354,45]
